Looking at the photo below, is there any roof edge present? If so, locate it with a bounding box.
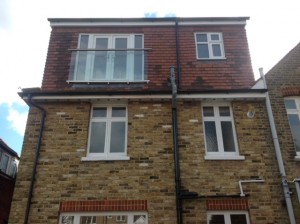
[48,17,249,27]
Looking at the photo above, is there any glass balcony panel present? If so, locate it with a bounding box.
[69,50,147,82]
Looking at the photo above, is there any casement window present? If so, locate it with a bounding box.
[59,212,148,224]
[0,152,17,177]
[207,211,250,224]
[83,106,129,161]
[202,103,244,160]
[0,154,9,173]
[284,97,300,157]
[70,34,146,82]
[195,33,225,59]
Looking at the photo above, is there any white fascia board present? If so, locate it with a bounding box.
[49,20,246,27]
[22,92,266,101]
[178,21,247,26]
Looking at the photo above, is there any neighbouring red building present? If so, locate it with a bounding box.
[0,139,19,224]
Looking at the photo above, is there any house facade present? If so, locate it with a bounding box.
[0,139,19,224]
[9,17,292,224]
[264,42,300,223]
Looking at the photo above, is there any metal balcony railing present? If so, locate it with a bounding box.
[68,49,149,83]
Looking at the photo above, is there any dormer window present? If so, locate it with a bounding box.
[195,32,225,59]
[69,34,148,83]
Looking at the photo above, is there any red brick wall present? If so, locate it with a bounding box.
[41,24,254,92]
[60,200,147,212]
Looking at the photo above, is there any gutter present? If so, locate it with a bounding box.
[24,95,46,224]
[259,68,296,224]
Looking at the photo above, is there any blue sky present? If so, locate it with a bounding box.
[0,0,300,156]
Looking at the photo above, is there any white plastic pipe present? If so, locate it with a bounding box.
[239,179,265,197]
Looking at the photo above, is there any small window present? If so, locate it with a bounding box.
[208,212,250,224]
[195,33,225,59]
[202,103,243,160]
[83,105,129,161]
[284,97,300,156]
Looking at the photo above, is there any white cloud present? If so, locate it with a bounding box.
[7,105,28,136]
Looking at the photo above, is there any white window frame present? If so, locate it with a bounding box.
[202,103,244,160]
[0,153,10,174]
[82,105,129,161]
[59,212,148,224]
[74,33,144,82]
[284,97,300,159]
[207,211,250,224]
[195,32,225,60]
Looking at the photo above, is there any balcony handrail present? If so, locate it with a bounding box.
[68,48,152,52]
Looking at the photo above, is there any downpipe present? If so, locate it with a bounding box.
[170,66,183,224]
[24,95,46,224]
[259,68,296,224]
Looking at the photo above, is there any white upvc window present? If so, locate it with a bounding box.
[207,211,250,224]
[60,212,148,224]
[82,105,129,161]
[72,34,145,82]
[195,32,225,59]
[284,97,300,157]
[202,103,244,160]
[0,153,10,173]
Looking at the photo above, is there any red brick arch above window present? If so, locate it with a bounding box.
[60,200,147,212]
[281,86,300,97]
[206,199,249,211]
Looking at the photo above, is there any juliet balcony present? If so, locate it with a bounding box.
[68,49,149,83]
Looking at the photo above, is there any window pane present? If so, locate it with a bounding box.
[285,99,297,109]
[113,38,127,80]
[134,35,143,48]
[61,216,74,224]
[203,107,214,117]
[0,155,9,173]
[134,215,146,223]
[134,35,143,81]
[210,34,220,41]
[212,44,222,57]
[93,38,108,80]
[112,107,126,117]
[110,122,126,153]
[198,44,209,58]
[79,35,89,49]
[80,216,96,224]
[93,108,107,117]
[209,214,225,224]
[9,160,16,177]
[219,106,230,116]
[75,35,89,81]
[204,121,218,152]
[221,121,236,152]
[230,214,247,224]
[89,122,106,153]
[287,114,300,152]
[196,34,207,42]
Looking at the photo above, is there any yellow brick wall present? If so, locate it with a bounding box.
[10,100,290,223]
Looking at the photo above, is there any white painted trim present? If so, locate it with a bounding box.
[81,156,130,161]
[204,155,245,160]
[294,155,300,161]
[21,92,266,101]
[50,20,247,27]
